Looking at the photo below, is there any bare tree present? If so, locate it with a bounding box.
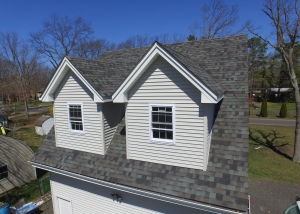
[248,0,300,163]
[116,33,186,50]
[190,0,244,39]
[74,39,110,59]
[0,32,41,118]
[30,13,93,68]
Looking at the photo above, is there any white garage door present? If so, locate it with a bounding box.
[57,197,72,214]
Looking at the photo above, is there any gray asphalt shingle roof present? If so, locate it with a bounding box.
[31,35,249,212]
[160,44,224,97]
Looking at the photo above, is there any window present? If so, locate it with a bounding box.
[68,104,84,133]
[150,104,175,143]
[0,164,8,180]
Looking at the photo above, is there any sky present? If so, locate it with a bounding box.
[0,0,275,45]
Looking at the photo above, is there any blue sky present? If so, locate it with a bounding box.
[0,0,274,44]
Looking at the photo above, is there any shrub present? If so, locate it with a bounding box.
[49,106,54,117]
[279,103,287,118]
[260,98,268,117]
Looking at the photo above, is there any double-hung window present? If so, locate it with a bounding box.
[0,164,8,180]
[150,104,175,144]
[68,104,84,133]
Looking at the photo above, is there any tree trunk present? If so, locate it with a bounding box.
[23,90,29,119]
[24,99,29,119]
[293,84,300,162]
[285,53,300,163]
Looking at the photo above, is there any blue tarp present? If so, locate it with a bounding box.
[15,203,37,214]
[0,203,9,214]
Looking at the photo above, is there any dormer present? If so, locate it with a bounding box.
[41,57,125,155]
[112,42,224,170]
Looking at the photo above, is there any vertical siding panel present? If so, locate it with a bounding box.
[54,70,103,154]
[127,57,205,169]
[50,173,207,214]
[102,102,125,152]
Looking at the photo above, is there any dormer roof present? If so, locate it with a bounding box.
[41,39,225,104]
[113,41,223,103]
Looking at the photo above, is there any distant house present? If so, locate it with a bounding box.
[31,35,249,213]
[0,136,36,195]
[35,88,44,101]
[35,115,54,136]
[0,102,8,128]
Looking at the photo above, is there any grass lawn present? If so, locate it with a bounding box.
[249,114,296,120]
[0,173,50,205]
[7,113,47,152]
[250,102,296,111]
[249,125,300,185]
[5,101,52,114]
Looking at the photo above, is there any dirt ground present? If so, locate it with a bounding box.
[36,200,53,214]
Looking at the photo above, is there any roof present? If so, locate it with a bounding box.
[0,136,35,193]
[160,44,224,97]
[67,41,224,100]
[31,35,249,212]
[66,57,139,99]
[0,101,7,117]
[34,115,51,127]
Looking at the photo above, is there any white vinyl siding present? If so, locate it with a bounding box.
[50,173,208,214]
[54,70,103,154]
[102,102,125,152]
[127,57,205,169]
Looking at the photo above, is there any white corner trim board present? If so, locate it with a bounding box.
[112,43,222,104]
[31,162,245,214]
[41,57,104,103]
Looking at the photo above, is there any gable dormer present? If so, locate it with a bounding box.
[113,42,223,170]
[41,58,124,155]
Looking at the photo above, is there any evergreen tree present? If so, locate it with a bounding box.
[187,35,197,41]
[279,103,287,118]
[260,98,268,117]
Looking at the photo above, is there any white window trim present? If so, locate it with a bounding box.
[67,103,85,135]
[149,104,175,145]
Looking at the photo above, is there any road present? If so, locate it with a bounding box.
[7,106,50,118]
[249,118,296,127]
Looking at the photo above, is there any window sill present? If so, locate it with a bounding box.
[149,139,175,146]
[69,130,85,136]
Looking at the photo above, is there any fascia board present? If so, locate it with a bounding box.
[30,162,244,214]
[41,58,104,103]
[41,57,68,102]
[112,44,220,104]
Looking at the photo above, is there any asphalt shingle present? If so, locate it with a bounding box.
[31,35,249,212]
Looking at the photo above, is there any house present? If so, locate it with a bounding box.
[31,35,249,213]
[0,136,36,195]
[0,102,8,128]
[35,115,54,136]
